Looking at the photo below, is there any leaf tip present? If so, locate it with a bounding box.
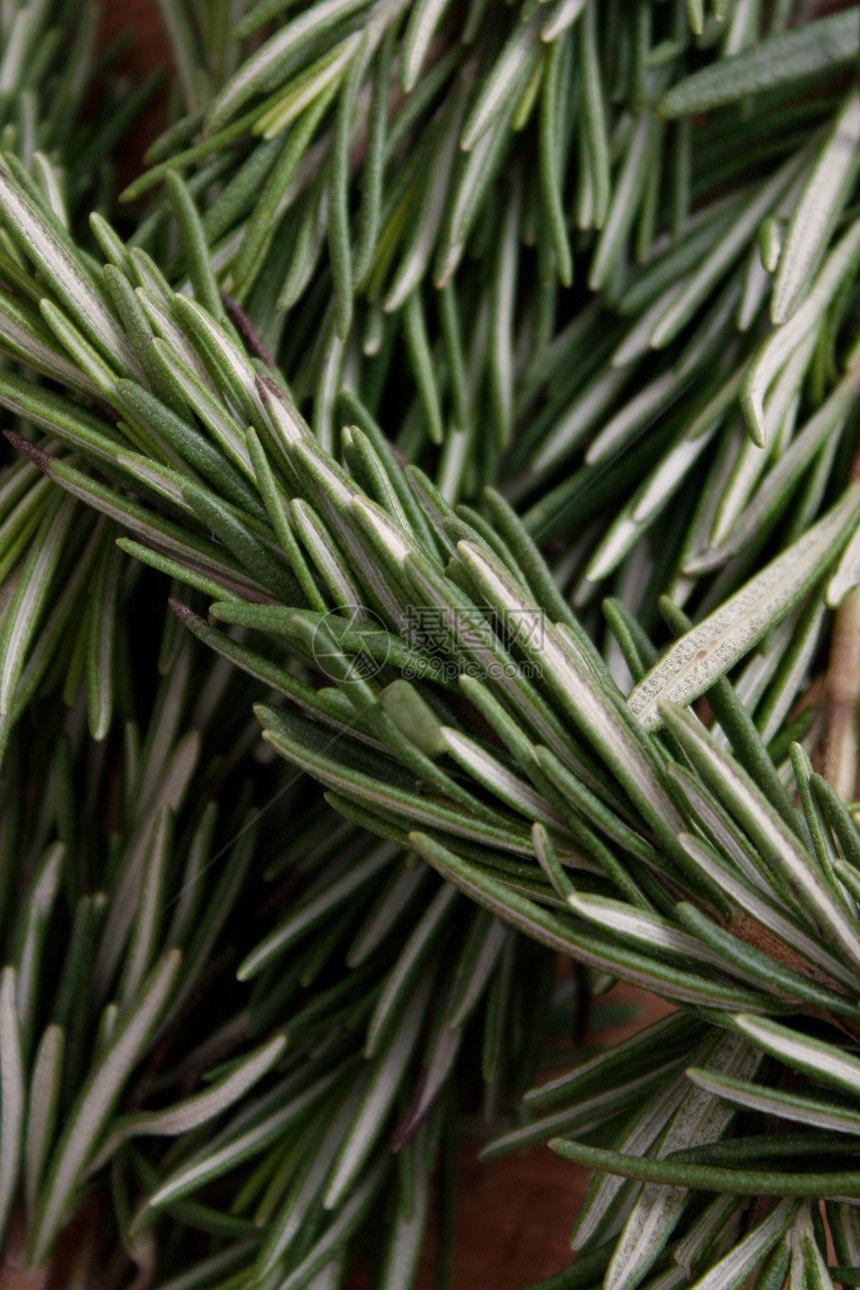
[3,430,53,471]
[168,598,203,629]
[255,371,282,403]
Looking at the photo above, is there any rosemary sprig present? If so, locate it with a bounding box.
[3,3,860,1289]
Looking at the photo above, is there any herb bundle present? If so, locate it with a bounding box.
[3,2,860,1288]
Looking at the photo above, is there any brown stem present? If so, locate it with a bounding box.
[822,435,860,800]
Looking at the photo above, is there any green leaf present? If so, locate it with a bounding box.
[410,832,779,1010]
[0,967,24,1249]
[146,1063,350,1209]
[687,366,859,575]
[676,830,860,993]
[85,538,121,741]
[577,0,609,229]
[649,148,807,350]
[454,540,684,845]
[565,891,728,973]
[686,1066,860,1138]
[118,379,268,521]
[209,0,372,130]
[528,1011,700,1109]
[0,288,99,394]
[604,1033,760,1290]
[741,218,860,445]
[276,1157,389,1290]
[0,164,139,375]
[182,478,298,602]
[483,1059,682,1161]
[364,883,457,1058]
[664,714,860,975]
[731,1014,860,1100]
[118,806,173,1008]
[0,488,75,753]
[24,1025,63,1220]
[0,372,122,465]
[91,1035,287,1171]
[658,11,860,117]
[685,1199,798,1290]
[323,971,433,1208]
[589,113,661,292]
[772,89,860,324]
[676,902,860,1019]
[460,11,543,152]
[237,843,397,981]
[570,1071,691,1253]
[256,1085,364,1274]
[550,1139,860,1196]
[378,1129,431,1290]
[29,950,182,1266]
[40,455,269,598]
[628,484,860,729]
[166,170,227,324]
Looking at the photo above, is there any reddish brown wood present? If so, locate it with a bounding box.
[415,986,673,1290]
[99,0,171,190]
[347,984,672,1290]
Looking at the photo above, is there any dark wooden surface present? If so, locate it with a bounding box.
[413,986,672,1290]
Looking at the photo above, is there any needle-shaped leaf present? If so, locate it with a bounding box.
[454,540,684,844]
[571,1071,691,1253]
[676,831,860,993]
[566,891,729,973]
[400,0,454,93]
[0,489,75,757]
[658,11,860,117]
[551,1139,860,1196]
[529,1012,701,1110]
[604,1033,760,1290]
[118,806,173,1008]
[364,883,457,1058]
[323,972,433,1208]
[731,1015,860,1100]
[256,1084,364,1273]
[91,1034,287,1171]
[276,1157,389,1290]
[628,483,860,729]
[772,89,860,324]
[411,832,778,1010]
[741,218,860,444]
[238,843,397,981]
[460,11,543,153]
[29,950,182,1266]
[35,453,268,598]
[0,164,139,375]
[667,716,860,977]
[0,968,24,1250]
[685,1200,798,1290]
[0,289,99,394]
[166,171,227,325]
[688,366,860,575]
[378,1130,430,1290]
[208,0,372,131]
[484,1060,683,1161]
[686,1067,860,1138]
[23,1023,62,1222]
[147,1063,350,1208]
[85,538,121,741]
[649,150,807,350]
